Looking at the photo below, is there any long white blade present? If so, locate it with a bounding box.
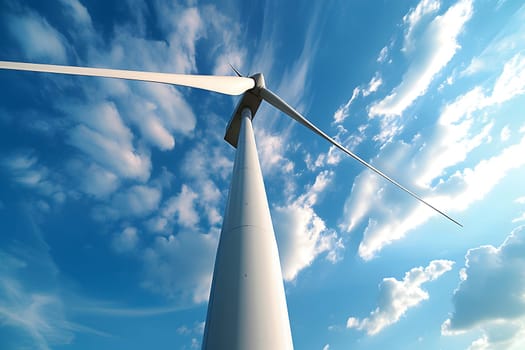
[259,87,462,227]
[0,61,255,96]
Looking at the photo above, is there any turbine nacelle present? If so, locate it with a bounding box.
[224,73,265,147]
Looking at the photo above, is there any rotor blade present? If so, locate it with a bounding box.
[229,64,243,77]
[259,87,462,227]
[0,61,255,96]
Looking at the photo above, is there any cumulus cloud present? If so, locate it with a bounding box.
[112,227,139,253]
[442,226,525,349]
[162,185,199,229]
[347,259,454,335]
[67,105,152,182]
[73,162,119,198]
[113,185,161,217]
[369,0,473,118]
[141,231,219,303]
[94,184,162,221]
[255,128,294,175]
[273,171,343,281]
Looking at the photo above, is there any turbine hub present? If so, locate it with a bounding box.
[250,73,265,91]
[224,73,265,148]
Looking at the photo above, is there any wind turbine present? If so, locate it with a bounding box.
[0,60,461,350]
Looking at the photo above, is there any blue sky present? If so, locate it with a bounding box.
[1,0,525,349]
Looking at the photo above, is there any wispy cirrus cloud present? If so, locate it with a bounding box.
[333,72,383,124]
[347,259,454,335]
[5,10,68,63]
[369,0,473,120]
[462,3,525,77]
[333,87,360,124]
[346,127,525,261]
[2,151,66,204]
[341,25,525,259]
[0,247,110,350]
[402,0,441,52]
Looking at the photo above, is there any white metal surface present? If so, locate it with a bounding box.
[202,108,294,350]
[0,61,255,95]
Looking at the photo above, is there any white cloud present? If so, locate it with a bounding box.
[513,214,525,224]
[415,52,525,187]
[162,185,199,228]
[347,133,525,260]
[68,125,150,181]
[347,259,454,335]
[72,102,132,145]
[177,320,205,350]
[514,197,525,223]
[489,53,525,105]
[462,4,525,77]
[255,128,294,174]
[306,125,354,171]
[91,95,176,152]
[139,114,175,150]
[515,197,525,205]
[402,0,441,52]
[57,0,94,42]
[333,87,360,124]
[362,73,383,97]
[111,185,161,218]
[200,5,248,77]
[112,227,139,253]
[3,151,66,203]
[273,171,343,281]
[64,100,152,183]
[369,0,473,118]
[442,226,525,349]
[141,231,219,303]
[434,134,525,212]
[501,126,511,142]
[342,48,525,259]
[0,249,105,349]
[377,46,389,63]
[6,11,68,62]
[414,87,492,187]
[58,0,92,27]
[75,162,119,198]
[139,83,196,135]
[340,171,381,233]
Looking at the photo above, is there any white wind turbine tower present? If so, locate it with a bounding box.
[0,60,462,350]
